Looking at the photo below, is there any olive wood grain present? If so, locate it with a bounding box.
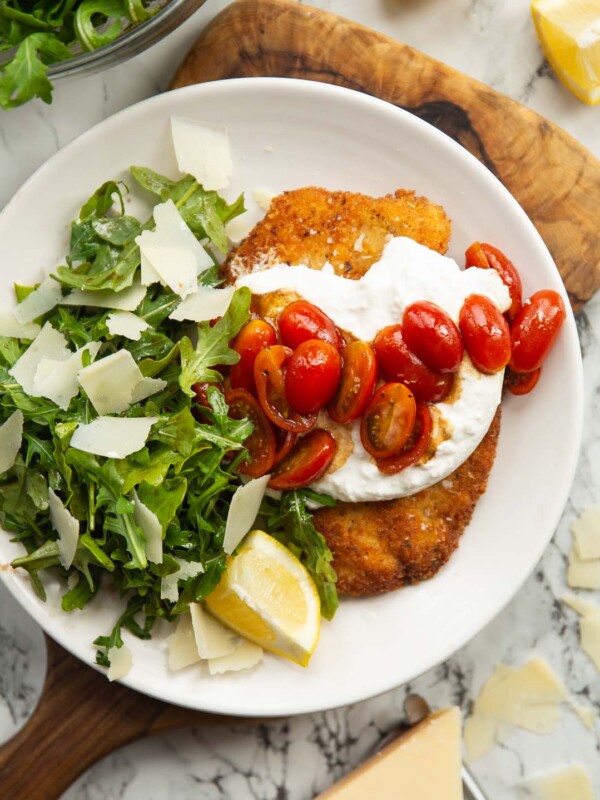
[171,0,600,311]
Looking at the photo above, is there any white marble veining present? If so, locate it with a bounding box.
[2,0,600,797]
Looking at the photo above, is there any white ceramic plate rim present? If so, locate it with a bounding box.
[0,78,583,717]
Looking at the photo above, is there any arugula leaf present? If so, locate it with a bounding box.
[0,32,71,108]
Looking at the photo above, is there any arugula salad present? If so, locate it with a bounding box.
[0,165,338,670]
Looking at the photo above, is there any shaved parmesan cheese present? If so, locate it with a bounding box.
[580,617,600,671]
[572,507,600,560]
[570,700,596,729]
[70,416,158,459]
[136,200,212,299]
[226,215,254,245]
[463,711,499,764]
[167,613,201,671]
[106,311,149,341]
[160,558,204,602]
[9,322,70,395]
[208,640,264,675]
[34,342,100,410]
[517,765,595,800]
[169,286,235,322]
[567,546,600,589]
[130,376,167,404]
[223,475,270,554]
[140,252,163,287]
[107,644,132,681]
[253,186,275,211]
[13,276,62,324]
[132,490,163,564]
[48,488,79,569]
[190,603,236,659]
[171,117,233,191]
[60,282,146,311]
[78,349,142,415]
[0,311,40,339]
[0,410,24,474]
[562,593,600,619]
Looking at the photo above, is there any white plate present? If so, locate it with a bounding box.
[0,78,582,717]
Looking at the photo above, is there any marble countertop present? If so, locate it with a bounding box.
[1,1,600,797]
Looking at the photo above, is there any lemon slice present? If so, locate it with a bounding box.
[531,0,600,104]
[205,529,321,666]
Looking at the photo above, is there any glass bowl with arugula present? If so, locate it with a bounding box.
[0,0,206,109]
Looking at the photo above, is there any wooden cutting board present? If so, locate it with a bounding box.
[2,2,600,798]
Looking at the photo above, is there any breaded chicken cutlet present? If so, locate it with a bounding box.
[223,187,501,596]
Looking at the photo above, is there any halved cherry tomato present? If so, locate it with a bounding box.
[328,341,377,424]
[509,290,566,374]
[360,383,417,460]
[285,340,342,415]
[268,429,336,490]
[254,345,317,433]
[465,242,523,320]
[279,300,344,350]
[459,294,511,374]
[230,319,277,394]
[504,366,542,396]
[402,301,463,373]
[193,381,223,409]
[376,402,433,475]
[373,325,453,402]
[225,389,276,477]
[273,428,298,467]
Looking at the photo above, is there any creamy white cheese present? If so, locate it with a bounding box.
[237,236,511,502]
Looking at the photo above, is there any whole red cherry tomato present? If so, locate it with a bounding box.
[254,345,317,433]
[373,325,453,402]
[230,319,277,394]
[509,290,566,373]
[272,428,298,467]
[328,341,378,424]
[459,294,511,374]
[279,300,343,350]
[268,429,336,490]
[360,383,417,460]
[402,301,463,373]
[225,389,276,477]
[285,340,342,415]
[376,402,433,475]
[465,242,523,320]
[504,366,542,396]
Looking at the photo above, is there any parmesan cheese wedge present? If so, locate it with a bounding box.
[48,488,79,569]
[106,311,149,341]
[0,410,24,474]
[190,603,236,659]
[107,644,132,682]
[9,322,70,395]
[132,490,163,564]
[0,311,40,339]
[167,613,202,671]
[223,475,270,554]
[12,276,62,324]
[169,286,235,322]
[33,342,100,410]
[70,416,158,459]
[60,282,146,311]
[208,640,264,675]
[171,117,233,190]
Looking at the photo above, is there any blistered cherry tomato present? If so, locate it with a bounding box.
[268,429,336,490]
[225,389,276,477]
[509,290,566,373]
[360,383,417,460]
[402,301,463,373]
[465,242,523,320]
[279,300,343,350]
[459,294,511,374]
[504,366,542,396]
[328,341,378,424]
[373,325,453,402]
[230,319,277,394]
[285,340,342,415]
[376,402,433,475]
[254,345,317,433]
[273,428,298,467]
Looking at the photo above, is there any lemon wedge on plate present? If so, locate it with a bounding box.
[205,529,321,666]
[531,0,600,104]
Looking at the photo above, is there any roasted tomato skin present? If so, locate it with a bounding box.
[402,301,463,373]
[268,429,336,490]
[376,402,433,475]
[360,382,417,460]
[465,242,523,320]
[279,300,344,350]
[372,325,453,402]
[193,381,223,409]
[272,428,298,467]
[225,389,276,477]
[328,341,378,424]
[285,340,342,415]
[459,294,511,374]
[254,345,317,433]
[230,319,277,394]
[509,290,566,373]
[504,366,542,396]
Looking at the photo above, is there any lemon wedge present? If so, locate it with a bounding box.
[531,0,600,104]
[205,529,321,666]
